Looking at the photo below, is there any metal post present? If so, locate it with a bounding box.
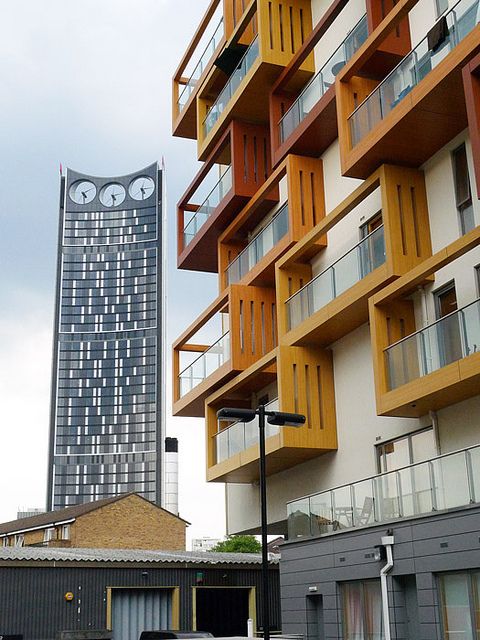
[258,404,270,640]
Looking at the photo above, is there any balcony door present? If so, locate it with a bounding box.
[435,283,463,367]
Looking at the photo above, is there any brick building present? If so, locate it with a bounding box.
[0,493,188,551]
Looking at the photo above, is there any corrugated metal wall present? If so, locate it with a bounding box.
[0,563,280,640]
[111,589,171,640]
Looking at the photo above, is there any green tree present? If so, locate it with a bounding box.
[211,535,262,553]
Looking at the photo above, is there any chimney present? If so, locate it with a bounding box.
[164,437,179,515]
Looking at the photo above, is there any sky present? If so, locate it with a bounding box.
[0,0,227,544]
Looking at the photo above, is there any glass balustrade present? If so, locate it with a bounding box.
[226,204,289,285]
[203,37,260,137]
[288,443,480,538]
[179,331,230,397]
[386,298,480,389]
[286,224,385,331]
[349,0,480,146]
[214,398,280,464]
[279,15,368,143]
[183,166,233,247]
[178,18,224,112]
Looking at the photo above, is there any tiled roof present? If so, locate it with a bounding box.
[0,493,189,536]
[0,547,278,565]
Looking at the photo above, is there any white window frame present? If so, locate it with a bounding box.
[43,527,55,542]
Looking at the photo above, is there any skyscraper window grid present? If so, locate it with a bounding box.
[47,164,163,510]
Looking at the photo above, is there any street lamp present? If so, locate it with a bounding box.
[217,405,305,640]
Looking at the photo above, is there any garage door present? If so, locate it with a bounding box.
[111,588,172,640]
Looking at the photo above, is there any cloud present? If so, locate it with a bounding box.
[0,292,52,520]
[0,0,228,540]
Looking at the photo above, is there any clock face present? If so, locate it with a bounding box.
[129,176,155,201]
[69,180,97,205]
[99,182,126,208]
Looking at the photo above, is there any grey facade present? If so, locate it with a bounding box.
[280,505,480,640]
[47,164,163,510]
[0,548,280,640]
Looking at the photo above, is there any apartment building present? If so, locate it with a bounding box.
[172,0,480,637]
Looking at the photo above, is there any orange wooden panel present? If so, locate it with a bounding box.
[366,0,411,58]
[369,297,416,399]
[277,345,337,450]
[382,165,432,275]
[287,156,326,240]
[257,0,313,68]
[231,122,273,197]
[229,284,277,370]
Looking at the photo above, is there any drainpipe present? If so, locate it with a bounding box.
[380,535,395,640]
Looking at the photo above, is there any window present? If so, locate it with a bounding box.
[436,0,449,17]
[377,428,436,473]
[2,537,8,548]
[434,282,463,366]
[61,525,70,540]
[342,580,384,639]
[14,534,24,548]
[360,212,385,276]
[43,527,55,542]
[439,572,480,639]
[452,144,475,235]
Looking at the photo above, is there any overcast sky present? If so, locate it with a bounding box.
[0,0,226,544]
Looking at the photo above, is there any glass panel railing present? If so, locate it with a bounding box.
[183,166,233,247]
[279,15,368,143]
[386,298,480,389]
[214,398,280,464]
[286,224,385,331]
[226,204,290,285]
[203,37,260,136]
[349,0,480,146]
[179,331,230,397]
[288,444,480,539]
[178,18,225,112]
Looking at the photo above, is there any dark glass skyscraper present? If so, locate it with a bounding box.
[47,164,164,510]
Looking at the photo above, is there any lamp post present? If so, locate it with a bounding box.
[217,405,306,640]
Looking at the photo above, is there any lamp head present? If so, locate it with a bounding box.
[267,411,306,427]
[217,407,257,422]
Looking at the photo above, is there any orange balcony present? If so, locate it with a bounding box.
[276,164,432,347]
[205,344,337,482]
[463,50,480,197]
[196,0,314,161]
[177,120,276,272]
[337,0,480,178]
[173,0,226,140]
[269,0,410,165]
[369,226,480,418]
[218,155,326,291]
[173,283,277,417]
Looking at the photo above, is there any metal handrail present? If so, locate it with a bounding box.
[183,165,232,236]
[179,330,230,377]
[285,224,384,304]
[385,297,480,351]
[279,14,368,132]
[203,36,259,132]
[287,442,480,506]
[178,17,224,110]
[226,203,289,282]
[348,0,479,129]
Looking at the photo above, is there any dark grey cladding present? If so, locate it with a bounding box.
[47,163,163,511]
